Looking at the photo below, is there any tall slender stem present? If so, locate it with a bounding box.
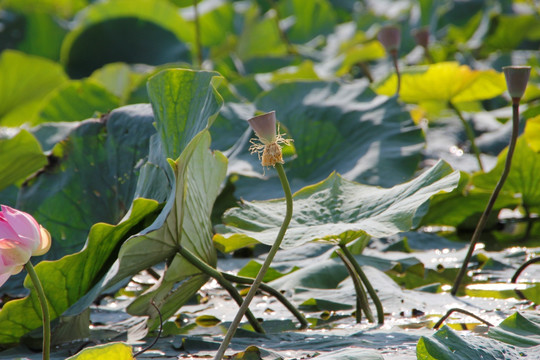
[25,262,50,360]
[448,101,484,171]
[391,50,401,96]
[193,0,203,67]
[176,246,265,334]
[451,101,521,295]
[214,163,293,360]
[221,272,308,328]
[336,249,374,323]
[339,244,384,324]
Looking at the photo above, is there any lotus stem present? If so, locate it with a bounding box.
[336,249,374,323]
[433,308,493,330]
[193,0,203,67]
[391,50,401,96]
[176,245,265,334]
[133,300,163,357]
[221,272,308,329]
[338,244,384,324]
[510,255,540,301]
[448,101,484,171]
[214,162,293,360]
[25,262,50,360]
[451,100,521,295]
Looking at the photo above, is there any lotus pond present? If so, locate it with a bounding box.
[0,0,539,359]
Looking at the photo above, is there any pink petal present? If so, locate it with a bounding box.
[1,206,41,252]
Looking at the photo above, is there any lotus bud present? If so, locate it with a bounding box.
[378,25,401,55]
[248,111,292,167]
[412,27,429,49]
[0,205,51,287]
[503,66,531,101]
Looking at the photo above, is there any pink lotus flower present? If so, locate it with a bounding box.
[0,205,51,287]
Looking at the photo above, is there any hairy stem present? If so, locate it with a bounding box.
[448,101,484,171]
[336,249,374,323]
[221,272,308,328]
[451,101,521,295]
[339,244,384,324]
[25,262,50,360]
[176,245,265,334]
[433,308,493,329]
[214,163,293,360]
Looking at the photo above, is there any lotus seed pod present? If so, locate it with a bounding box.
[503,66,531,100]
[378,25,401,53]
[412,27,429,48]
[248,111,277,144]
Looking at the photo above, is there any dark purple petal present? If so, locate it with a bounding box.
[248,111,277,144]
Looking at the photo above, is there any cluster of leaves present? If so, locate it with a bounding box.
[0,0,539,359]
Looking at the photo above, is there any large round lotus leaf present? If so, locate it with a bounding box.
[231,79,425,200]
[61,0,193,78]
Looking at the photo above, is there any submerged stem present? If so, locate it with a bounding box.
[451,101,521,295]
[25,262,50,360]
[339,244,384,324]
[214,163,293,360]
[176,245,265,334]
[448,101,484,171]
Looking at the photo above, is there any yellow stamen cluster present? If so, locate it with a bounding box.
[249,131,292,167]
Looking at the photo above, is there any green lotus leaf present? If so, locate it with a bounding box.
[417,324,535,359]
[0,198,159,345]
[524,115,540,153]
[488,312,540,347]
[375,62,506,104]
[231,79,425,200]
[60,0,194,77]
[0,129,47,192]
[0,50,68,126]
[215,160,459,251]
[17,105,156,258]
[279,0,337,44]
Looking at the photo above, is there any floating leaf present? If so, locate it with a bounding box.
[488,312,540,347]
[215,160,459,250]
[417,325,534,359]
[195,315,222,327]
[375,62,506,104]
[66,342,133,360]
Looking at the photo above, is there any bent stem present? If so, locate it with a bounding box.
[433,308,493,330]
[176,245,265,334]
[336,249,374,323]
[214,163,293,360]
[339,244,384,324]
[25,262,50,360]
[448,101,484,171]
[451,100,521,295]
[221,272,308,329]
